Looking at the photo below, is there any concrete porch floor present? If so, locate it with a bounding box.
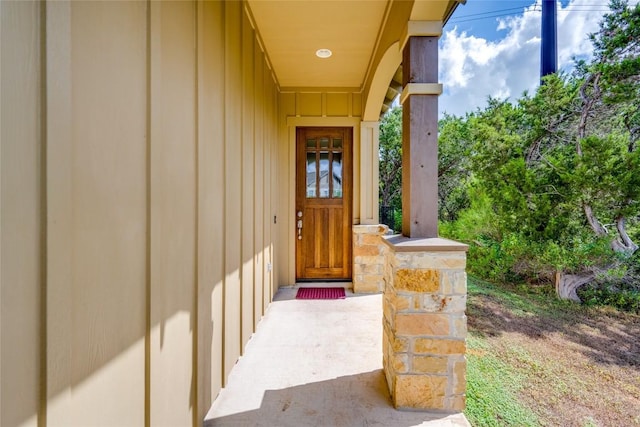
[205,285,470,427]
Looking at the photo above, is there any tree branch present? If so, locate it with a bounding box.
[611,215,639,253]
[583,203,608,237]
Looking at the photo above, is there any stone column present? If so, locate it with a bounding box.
[382,236,468,412]
[353,224,388,293]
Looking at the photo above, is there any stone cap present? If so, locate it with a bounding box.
[353,224,389,235]
[383,235,469,252]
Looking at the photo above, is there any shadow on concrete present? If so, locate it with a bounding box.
[205,370,467,427]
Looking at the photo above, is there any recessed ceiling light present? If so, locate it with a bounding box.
[316,49,332,59]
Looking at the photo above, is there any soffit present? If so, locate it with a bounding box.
[247,0,389,89]
[246,0,460,90]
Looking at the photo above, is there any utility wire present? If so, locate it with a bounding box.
[448,2,613,24]
[449,7,611,24]
[452,6,530,19]
[450,0,612,19]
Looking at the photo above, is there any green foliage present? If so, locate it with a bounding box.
[439,1,640,296]
[440,187,514,282]
[439,186,500,242]
[439,114,473,221]
[379,107,402,211]
[577,254,640,312]
[392,209,402,234]
[592,0,640,125]
[570,134,640,220]
[578,285,640,312]
[381,1,640,304]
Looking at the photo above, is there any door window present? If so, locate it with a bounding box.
[305,137,343,199]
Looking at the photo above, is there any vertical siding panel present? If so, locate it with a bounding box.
[44,1,73,423]
[223,0,242,381]
[279,93,296,287]
[264,71,274,304]
[45,2,148,425]
[262,64,271,311]
[241,12,255,351]
[253,47,264,328]
[280,88,295,287]
[70,3,148,422]
[272,81,279,297]
[276,96,291,288]
[197,0,225,417]
[0,2,42,426]
[209,0,226,396]
[149,1,196,425]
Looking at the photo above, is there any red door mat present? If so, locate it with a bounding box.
[296,287,346,300]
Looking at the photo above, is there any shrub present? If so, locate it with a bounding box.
[393,210,402,234]
[577,254,640,313]
[578,285,640,313]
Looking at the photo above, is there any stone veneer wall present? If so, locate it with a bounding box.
[382,236,468,412]
[353,224,389,293]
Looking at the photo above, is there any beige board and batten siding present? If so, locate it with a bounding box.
[45,1,147,425]
[0,1,279,426]
[0,2,44,427]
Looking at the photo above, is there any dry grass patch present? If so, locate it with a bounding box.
[466,278,640,426]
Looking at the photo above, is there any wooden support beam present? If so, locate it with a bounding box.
[400,36,439,238]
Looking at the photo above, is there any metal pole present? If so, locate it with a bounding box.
[541,0,558,82]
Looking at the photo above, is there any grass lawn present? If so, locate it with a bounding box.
[465,277,640,427]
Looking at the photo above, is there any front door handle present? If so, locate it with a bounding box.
[297,211,303,240]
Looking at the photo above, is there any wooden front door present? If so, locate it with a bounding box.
[296,127,352,280]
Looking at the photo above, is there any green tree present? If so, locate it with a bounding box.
[458,0,640,301]
[438,114,472,221]
[379,107,402,230]
[548,0,640,298]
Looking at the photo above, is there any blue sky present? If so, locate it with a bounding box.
[446,0,573,41]
[438,0,632,117]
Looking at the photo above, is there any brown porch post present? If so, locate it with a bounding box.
[401,35,440,238]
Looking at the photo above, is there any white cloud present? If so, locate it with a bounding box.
[438,0,624,117]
